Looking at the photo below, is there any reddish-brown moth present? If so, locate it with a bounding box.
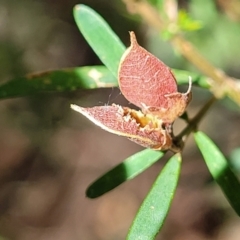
[71,32,192,151]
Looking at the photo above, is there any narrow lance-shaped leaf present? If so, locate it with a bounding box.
[194,131,240,216]
[73,4,126,77]
[0,66,116,99]
[127,153,182,240]
[87,149,164,198]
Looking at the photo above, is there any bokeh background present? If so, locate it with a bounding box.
[0,0,240,239]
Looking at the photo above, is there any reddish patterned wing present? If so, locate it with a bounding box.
[118,31,178,110]
[71,104,172,150]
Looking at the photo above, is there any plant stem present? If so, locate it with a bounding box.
[178,96,216,139]
[170,96,216,152]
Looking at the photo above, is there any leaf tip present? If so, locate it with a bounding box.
[73,4,82,12]
[86,187,96,199]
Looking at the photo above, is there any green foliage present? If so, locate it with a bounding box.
[195,131,240,216]
[0,2,239,240]
[161,9,203,40]
[0,66,116,99]
[73,5,125,77]
[87,149,164,198]
[177,10,203,32]
[127,154,181,239]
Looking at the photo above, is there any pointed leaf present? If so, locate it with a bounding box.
[0,66,116,99]
[73,4,126,77]
[127,153,182,239]
[87,149,164,198]
[194,131,240,216]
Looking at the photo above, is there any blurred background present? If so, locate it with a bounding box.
[0,0,240,239]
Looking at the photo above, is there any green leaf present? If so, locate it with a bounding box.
[194,131,240,216]
[73,4,126,77]
[127,153,182,240]
[172,69,209,88]
[0,66,116,99]
[87,149,164,198]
